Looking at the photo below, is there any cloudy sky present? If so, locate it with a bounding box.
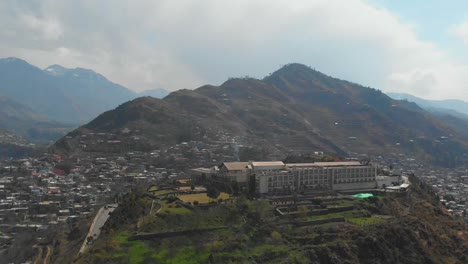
[1,0,468,100]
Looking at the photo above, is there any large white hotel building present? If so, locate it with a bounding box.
[207,161,377,194]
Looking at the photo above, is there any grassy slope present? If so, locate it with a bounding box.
[73,182,468,264]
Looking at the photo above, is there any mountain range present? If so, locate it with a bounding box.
[0,57,170,123]
[0,57,169,143]
[52,63,468,167]
[387,92,468,119]
[0,95,76,142]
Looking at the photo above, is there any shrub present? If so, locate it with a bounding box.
[311,198,323,205]
[271,231,282,241]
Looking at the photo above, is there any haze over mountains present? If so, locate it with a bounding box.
[0,57,170,122]
[0,57,169,143]
[388,92,468,119]
[0,95,73,142]
[2,56,468,166]
[53,63,468,167]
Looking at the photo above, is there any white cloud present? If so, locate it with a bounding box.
[0,0,467,100]
[450,20,468,46]
[20,13,63,40]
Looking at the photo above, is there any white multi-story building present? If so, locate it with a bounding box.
[207,160,377,194]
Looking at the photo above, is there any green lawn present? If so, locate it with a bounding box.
[307,211,352,221]
[152,189,177,196]
[110,232,152,264]
[178,192,230,204]
[347,216,385,225]
[148,186,158,192]
[325,199,354,208]
[161,203,192,215]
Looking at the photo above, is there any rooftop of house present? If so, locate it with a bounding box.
[250,161,286,169]
[220,162,249,171]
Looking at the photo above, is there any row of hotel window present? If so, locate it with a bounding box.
[268,175,374,181]
[267,177,375,187]
[268,181,328,188]
[293,168,375,173]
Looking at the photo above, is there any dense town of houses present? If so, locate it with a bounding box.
[0,130,467,255]
[0,131,251,253]
[0,152,163,252]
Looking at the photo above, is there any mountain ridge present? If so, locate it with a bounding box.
[387,92,468,117]
[0,95,75,143]
[138,88,170,98]
[51,64,468,167]
[0,57,137,123]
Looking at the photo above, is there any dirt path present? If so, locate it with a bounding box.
[43,245,52,264]
[33,246,43,264]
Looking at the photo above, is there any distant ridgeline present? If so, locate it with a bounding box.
[0,57,169,143]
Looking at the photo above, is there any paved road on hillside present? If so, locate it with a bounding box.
[78,204,117,254]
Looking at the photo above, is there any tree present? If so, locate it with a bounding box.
[207,186,220,199]
[298,205,308,219]
[248,174,257,199]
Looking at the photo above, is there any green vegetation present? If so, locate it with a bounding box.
[77,183,468,264]
[96,232,153,264]
[178,192,230,204]
[160,202,191,215]
[347,216,385,225]
[152,189,176,196]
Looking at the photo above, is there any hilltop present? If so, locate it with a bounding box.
[63,175,468,264]
[51,63,468,167]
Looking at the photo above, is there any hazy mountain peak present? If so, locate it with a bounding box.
[265,63,330,88]
[44,64,68,76]
[0,57,27,64]
[0,57,38,70]
[0,58,138,124]
[280,62,313,71]
[44,64,105,79]
[271,63,321,76]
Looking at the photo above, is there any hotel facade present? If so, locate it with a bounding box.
[204,161,377,194]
